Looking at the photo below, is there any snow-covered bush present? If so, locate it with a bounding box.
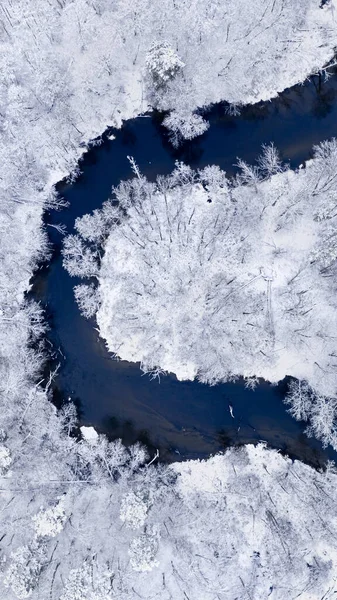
[2,1,337,599]
[33,498,67,538]
[146,42,185,88]
[163,111,209,146]
[64,141,337,448]
[285,379,337,449]
[128,526,160,572]
[0,445,12,476]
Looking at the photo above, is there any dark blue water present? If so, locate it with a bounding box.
[32,71,337,466]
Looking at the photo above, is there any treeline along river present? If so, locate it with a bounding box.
[31,68,337,466]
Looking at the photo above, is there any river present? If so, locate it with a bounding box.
[31,69,337,466]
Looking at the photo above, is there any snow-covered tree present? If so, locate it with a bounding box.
[163,111,209,147]
[128,526,160,572]
[59,401,78,437]
[285,379,337,449]
[120,491,150,529]
[4,542,46,599]
[62,235,99,278]
[0,445,12,476]
[74,284,101,319]
[2,2,337,599]
[64,140,337,448]
[146,42,185,88]
[60,560,114,600]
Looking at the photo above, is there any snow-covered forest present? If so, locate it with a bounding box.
[2,0,337,597]
[2,437,337,600]
[64,140,337,450]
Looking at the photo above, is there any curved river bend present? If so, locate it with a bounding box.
[32,69,337,466]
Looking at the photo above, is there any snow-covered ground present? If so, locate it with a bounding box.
[65,141,337,449]
[2,439,337,600]
[1,1,337,597]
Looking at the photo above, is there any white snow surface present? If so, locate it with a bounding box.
[80,426,99,443]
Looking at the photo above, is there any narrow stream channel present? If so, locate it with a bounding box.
[31,69,337,466]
